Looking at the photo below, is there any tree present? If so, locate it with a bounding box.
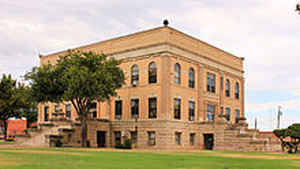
[0,74,30,138]
[25,50,124,147]
[297,4,300,14]
[18,85,38,127]
[273,124,300,153]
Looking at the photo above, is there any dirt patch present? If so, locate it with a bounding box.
[0,150,88,156]
[216,153,300,160]
[290,161,300,167]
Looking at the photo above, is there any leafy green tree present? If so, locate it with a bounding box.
[273,124,300,153]
[0,74,31,137]
[25,50,124,147]
[297,4,300,14]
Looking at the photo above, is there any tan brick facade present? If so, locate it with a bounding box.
[35,25,279,151]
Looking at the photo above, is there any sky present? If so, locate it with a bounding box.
[0,0,299,131]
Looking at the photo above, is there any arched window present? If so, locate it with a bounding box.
[131,65,139,86]
[225,79,230,97]
[148,62,157,84]
[235,82,240,99]
[174,63,181,84]
[189,67,195,88]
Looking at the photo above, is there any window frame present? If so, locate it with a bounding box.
[131,98,139,119]
[174,98,181,120]
[189,67,195,88]
[225,79,230,97]
[148,131,156,146]
[131,65,139,87]
[190,133,195,146]
[225,107,231,121]
[235,82,240,99]
[174,63,181,84]
[148,62,157,84]
[148,97,157,119]
[65,104,71,119]
[175,132,182,145]
[188,101,195,121]
[206,104,215,121]
[115,100,122,120]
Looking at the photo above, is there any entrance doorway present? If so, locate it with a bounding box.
[203,134,214,150]
[97,131,106,148]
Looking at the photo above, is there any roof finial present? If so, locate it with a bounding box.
[163,19,169,26]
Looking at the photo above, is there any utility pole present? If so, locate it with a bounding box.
[277,106,282,129]
[254,117,257,130]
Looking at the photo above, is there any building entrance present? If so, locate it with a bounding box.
[97,131,106,148]
[203,134,214,150]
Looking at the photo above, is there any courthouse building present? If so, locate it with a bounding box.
[30,22,278,151]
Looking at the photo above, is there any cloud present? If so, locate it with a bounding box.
[0,0,299,130]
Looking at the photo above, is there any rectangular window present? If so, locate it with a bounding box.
[65,104,71,119]
[235,109,240,123]
[225,107,231,121]
[148,131,156,145]
[44,106,49,122]
[206,104,215,121]
[131,99,139,119]
[55,104,60,112]
[131,131,137,145]
[189,101,195,121]
[148,97,157,119]
[114,131,121,146]
[190,133,195,146]
[115,100,122,120]
[175,132,181,145]
[207,73,216,93]
[90,102,97,118]
[174,98,181,120]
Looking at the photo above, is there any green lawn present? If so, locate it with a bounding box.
[0,148,299,169]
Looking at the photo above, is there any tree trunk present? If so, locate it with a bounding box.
[3,120,7,139]
[81,116,88,147]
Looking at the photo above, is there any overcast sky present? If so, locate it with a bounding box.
[1,0,299,131]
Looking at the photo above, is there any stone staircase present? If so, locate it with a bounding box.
[222,123,280,152]
[16,122,74,147]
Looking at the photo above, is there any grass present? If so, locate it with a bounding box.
[0,141,15,145]
[0,148,299,169]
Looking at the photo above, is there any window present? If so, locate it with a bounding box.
[174,98,181,119]
[131,99,139,119]
[225,79,230,97]
[148,62,157,84]
[131,65,139,86]
[115,100,122,120]
[90,102,97,118]
[148,97,157,119]
[174,63,181,84]
[225,107,231,121]
[148,131,156,145]
[190,133,195,146]
[131,131,137,145]
[175,132,181,145]
[189,68,195,88]
[206,104,215,121]
[189,101,195,121]
[114,131,121,146]
[44,106,49,122]
[54,104,60,112]
[235,82,240,99]
[65,104,71,119]
[235,109,240,123]
[207,73,216,93]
